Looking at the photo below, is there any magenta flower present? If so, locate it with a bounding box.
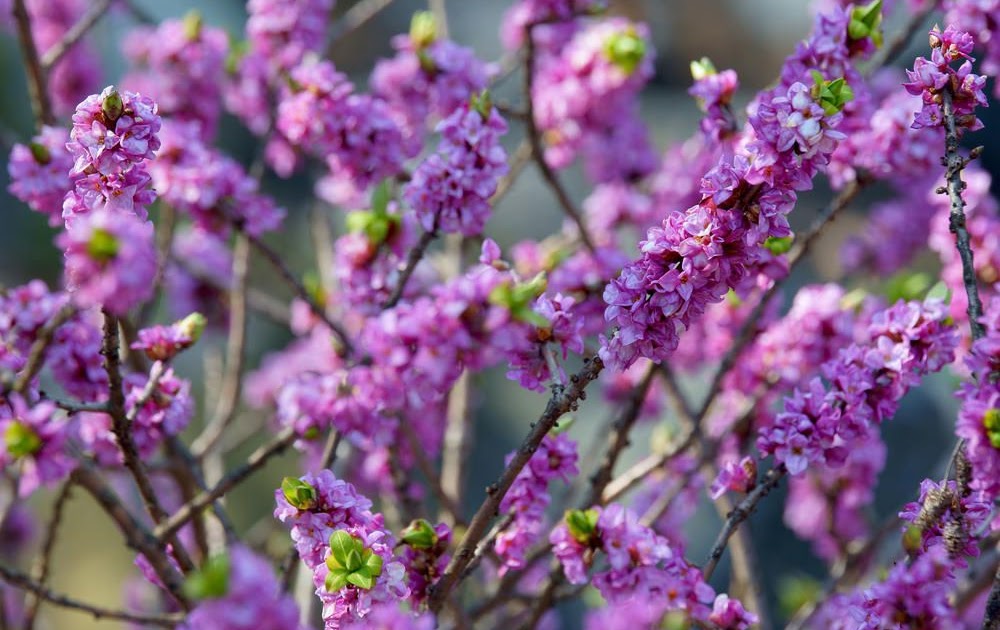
[0,395,74,497]
[58,209,157,315]
[7,126,73,225]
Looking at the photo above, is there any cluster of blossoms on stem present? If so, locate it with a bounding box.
[757,298,957,475]
[495,431,578,572]
[955,297,1000,497]
[275,56,412,205]
[372,12,496,145]
[601,4,870,370]
[121,12,229,139]
[0,394,73,497]
[150,120,284,236]
[58,87,162,314]
[6,126,73,225]
[904,25,988,132]
[403,94,509,236]
[531,17,657,179]
[273,471,413,628]
[551,503,757,628]
[944,0,1000,98]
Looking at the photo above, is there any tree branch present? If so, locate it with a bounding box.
[11,0,53,128]
[40,0,112,70]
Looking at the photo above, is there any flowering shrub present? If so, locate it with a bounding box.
[2,1,1000,628]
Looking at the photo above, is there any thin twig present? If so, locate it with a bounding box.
[40,0,112,70]
[72,465,190,608]
[384,229,437,309]
[399,420,466,526]
[11,0,53,128]
[21,481,74,630]
[325,0,397,53]
[190,234,250,457]
[154,427,298,543]
[702,465,787,580]
[12,305,75,393]
[0,562,182,627]
[245,231,355,356]
[427,356,604,613]
[99,310,194,573]
[523,24,596,254]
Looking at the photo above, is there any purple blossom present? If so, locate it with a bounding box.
[58,209,157,315]
[904,26,988,133]
[67,86,161,177]
[7,126,73,225]
[180,546,304,630]
[0,395,74,497]
[403,100,508,236]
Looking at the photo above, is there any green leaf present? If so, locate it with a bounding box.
[183,10,203,39]
[346,568,374,590]
[777,575,822,618]
[925,280,952,304]
[325,568,350,592]
[371,180,392,216]
[883,272,931,303]
[345,549,363,572]
[763,236,794,256]
[364,551,384,577]
[689,57,717,81]
[983,408,1000,450]
[328,530,358,568]
[470,90,493,120]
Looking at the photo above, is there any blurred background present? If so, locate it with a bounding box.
[0,0,988,627]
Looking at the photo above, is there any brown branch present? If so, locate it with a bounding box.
[325,0,397,53]
[71,465,189,609]
[99,310,194,573]
[384,228,437,309]
[12,305,75,394]
[245,231,355,356]
[0,561,182,627]
[427,356,604,613]
[523,24,596,254]
[155,427,297,543]
[21,480,73,630]
[702,465,786,580]
[11,0,53,128]
[190,233,250,457]
[40,0,112,70]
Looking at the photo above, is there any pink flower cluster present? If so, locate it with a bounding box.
[955,297,1000,496]
[403,99,509,236]
[6,126,73,225]
[550,503,757,628]
[758,298,957,475]
[904,26,988,132]
[496,432,578,572]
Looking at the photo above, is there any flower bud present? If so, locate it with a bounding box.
[183,554,230,600]
[848,0,883,48]
[565,508,599,544]
[902,524,924,555]
[28,141,51,165]
[183,10,203,39]
[764,236,794,256]
[4,421,42,459]
[410,11,437,49]
[604,28,646,75]
[470,90,493,120]
[86,228,120,262]
[690,57,717,81]
[983,408,1000,449]
[401,519,438,549]
[281,477,318,510]
[101,90,125,126]
[176,312,206,345]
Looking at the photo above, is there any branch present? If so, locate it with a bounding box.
[72,465,190,609]
[702,465,786,580]
[11,0,53,128]
[523,24,596,254]
[0,561,182,627]
[244,231,355,357]
[40,0,112,70]
[384,228,436,309]
[325,0,397,53]
[427,356,604,612]
[155,427,297,543]
[12,305,75,393]
[190,233,250,457]
[21,480,74,630]
[99,311,194,572]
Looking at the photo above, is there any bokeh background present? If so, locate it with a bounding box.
[0,0,992,627]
